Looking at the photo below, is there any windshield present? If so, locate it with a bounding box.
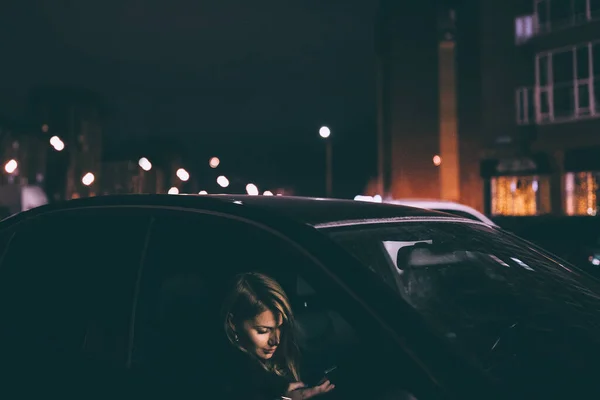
[323,220,600,393]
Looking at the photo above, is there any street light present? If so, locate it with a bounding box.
[209,157,220,168]
[49,136,65,151]
[168,187,179,195]
[176,168,190,181]
[4,159,17,174]
[246,183,259,196]
[319,126,331,138]
[198,190,208,195]
[82,172,95,186]
[433,155,442,167]
[319,126,333,197]
[138,157,152,171]
[217,175,229,188]
[263,190,274,196]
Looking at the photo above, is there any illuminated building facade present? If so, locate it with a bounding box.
[478,0,600,216]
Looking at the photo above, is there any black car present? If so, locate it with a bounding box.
[2,195,600,399]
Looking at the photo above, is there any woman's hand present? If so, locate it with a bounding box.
[284,380,335,399]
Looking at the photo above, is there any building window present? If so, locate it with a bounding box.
[534,0,600,35]
[592,0,600,19]
[575,0,590,20]
[491,176,551,216]
[550,0,575,30]
[535,53,553,123]
[565,172,599,215]
[533,43,596,124]
[592,42,600,113]
[534,0,551,34]
[515,15,534,44]
[516,87,535,124]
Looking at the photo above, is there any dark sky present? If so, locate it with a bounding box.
[0,0,379,197]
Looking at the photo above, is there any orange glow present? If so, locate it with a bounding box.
[491,176,549,216]
[565,172,598,216]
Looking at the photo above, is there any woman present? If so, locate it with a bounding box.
[220,272,335,400]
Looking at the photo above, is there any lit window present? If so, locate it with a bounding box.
[491,176,551,216]
[565,172,599,216]
[515,15,534,43]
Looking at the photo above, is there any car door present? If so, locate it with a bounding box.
[130,209,435,399]
[0,207,152,395]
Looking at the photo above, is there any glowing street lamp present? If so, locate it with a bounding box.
[176,168,190,181]
[168,187,179,195]
[138,157,152,171]
[263,190,274,196]
[319,126,331,138]
[246,183,259,196]
[319,126,332,197]
[4,159,17,174]
[81,172,95,186]
[217,175,229,188]
[49,136,65,151]
[198,190,208,195]
[209,157,220,168]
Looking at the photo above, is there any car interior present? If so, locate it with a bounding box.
[127,214,423,398]
[131,266,419,399]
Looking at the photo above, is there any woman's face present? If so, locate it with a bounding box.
[239,309,283,360]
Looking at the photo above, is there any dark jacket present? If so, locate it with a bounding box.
[220,345,292,400]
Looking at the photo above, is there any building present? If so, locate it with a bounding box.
[478,0,600,216]
[27,86,107,200]
[375,1,483,210]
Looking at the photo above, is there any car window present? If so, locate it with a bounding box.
[0,209,152,368]
[131,211,428,399]
[325,221,600,393]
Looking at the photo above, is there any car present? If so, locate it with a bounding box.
[1,194,599,399]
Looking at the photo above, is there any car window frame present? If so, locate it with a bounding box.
[129,207,446,398]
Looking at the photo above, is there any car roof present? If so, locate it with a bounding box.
[386,199,476,210]
[384,199,496,226]
[6,194,469,228]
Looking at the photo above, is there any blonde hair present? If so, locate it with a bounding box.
[221,272,301,381]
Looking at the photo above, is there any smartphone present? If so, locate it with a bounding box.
[319,365,339,385]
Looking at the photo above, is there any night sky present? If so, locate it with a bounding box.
[1,1,376,197]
